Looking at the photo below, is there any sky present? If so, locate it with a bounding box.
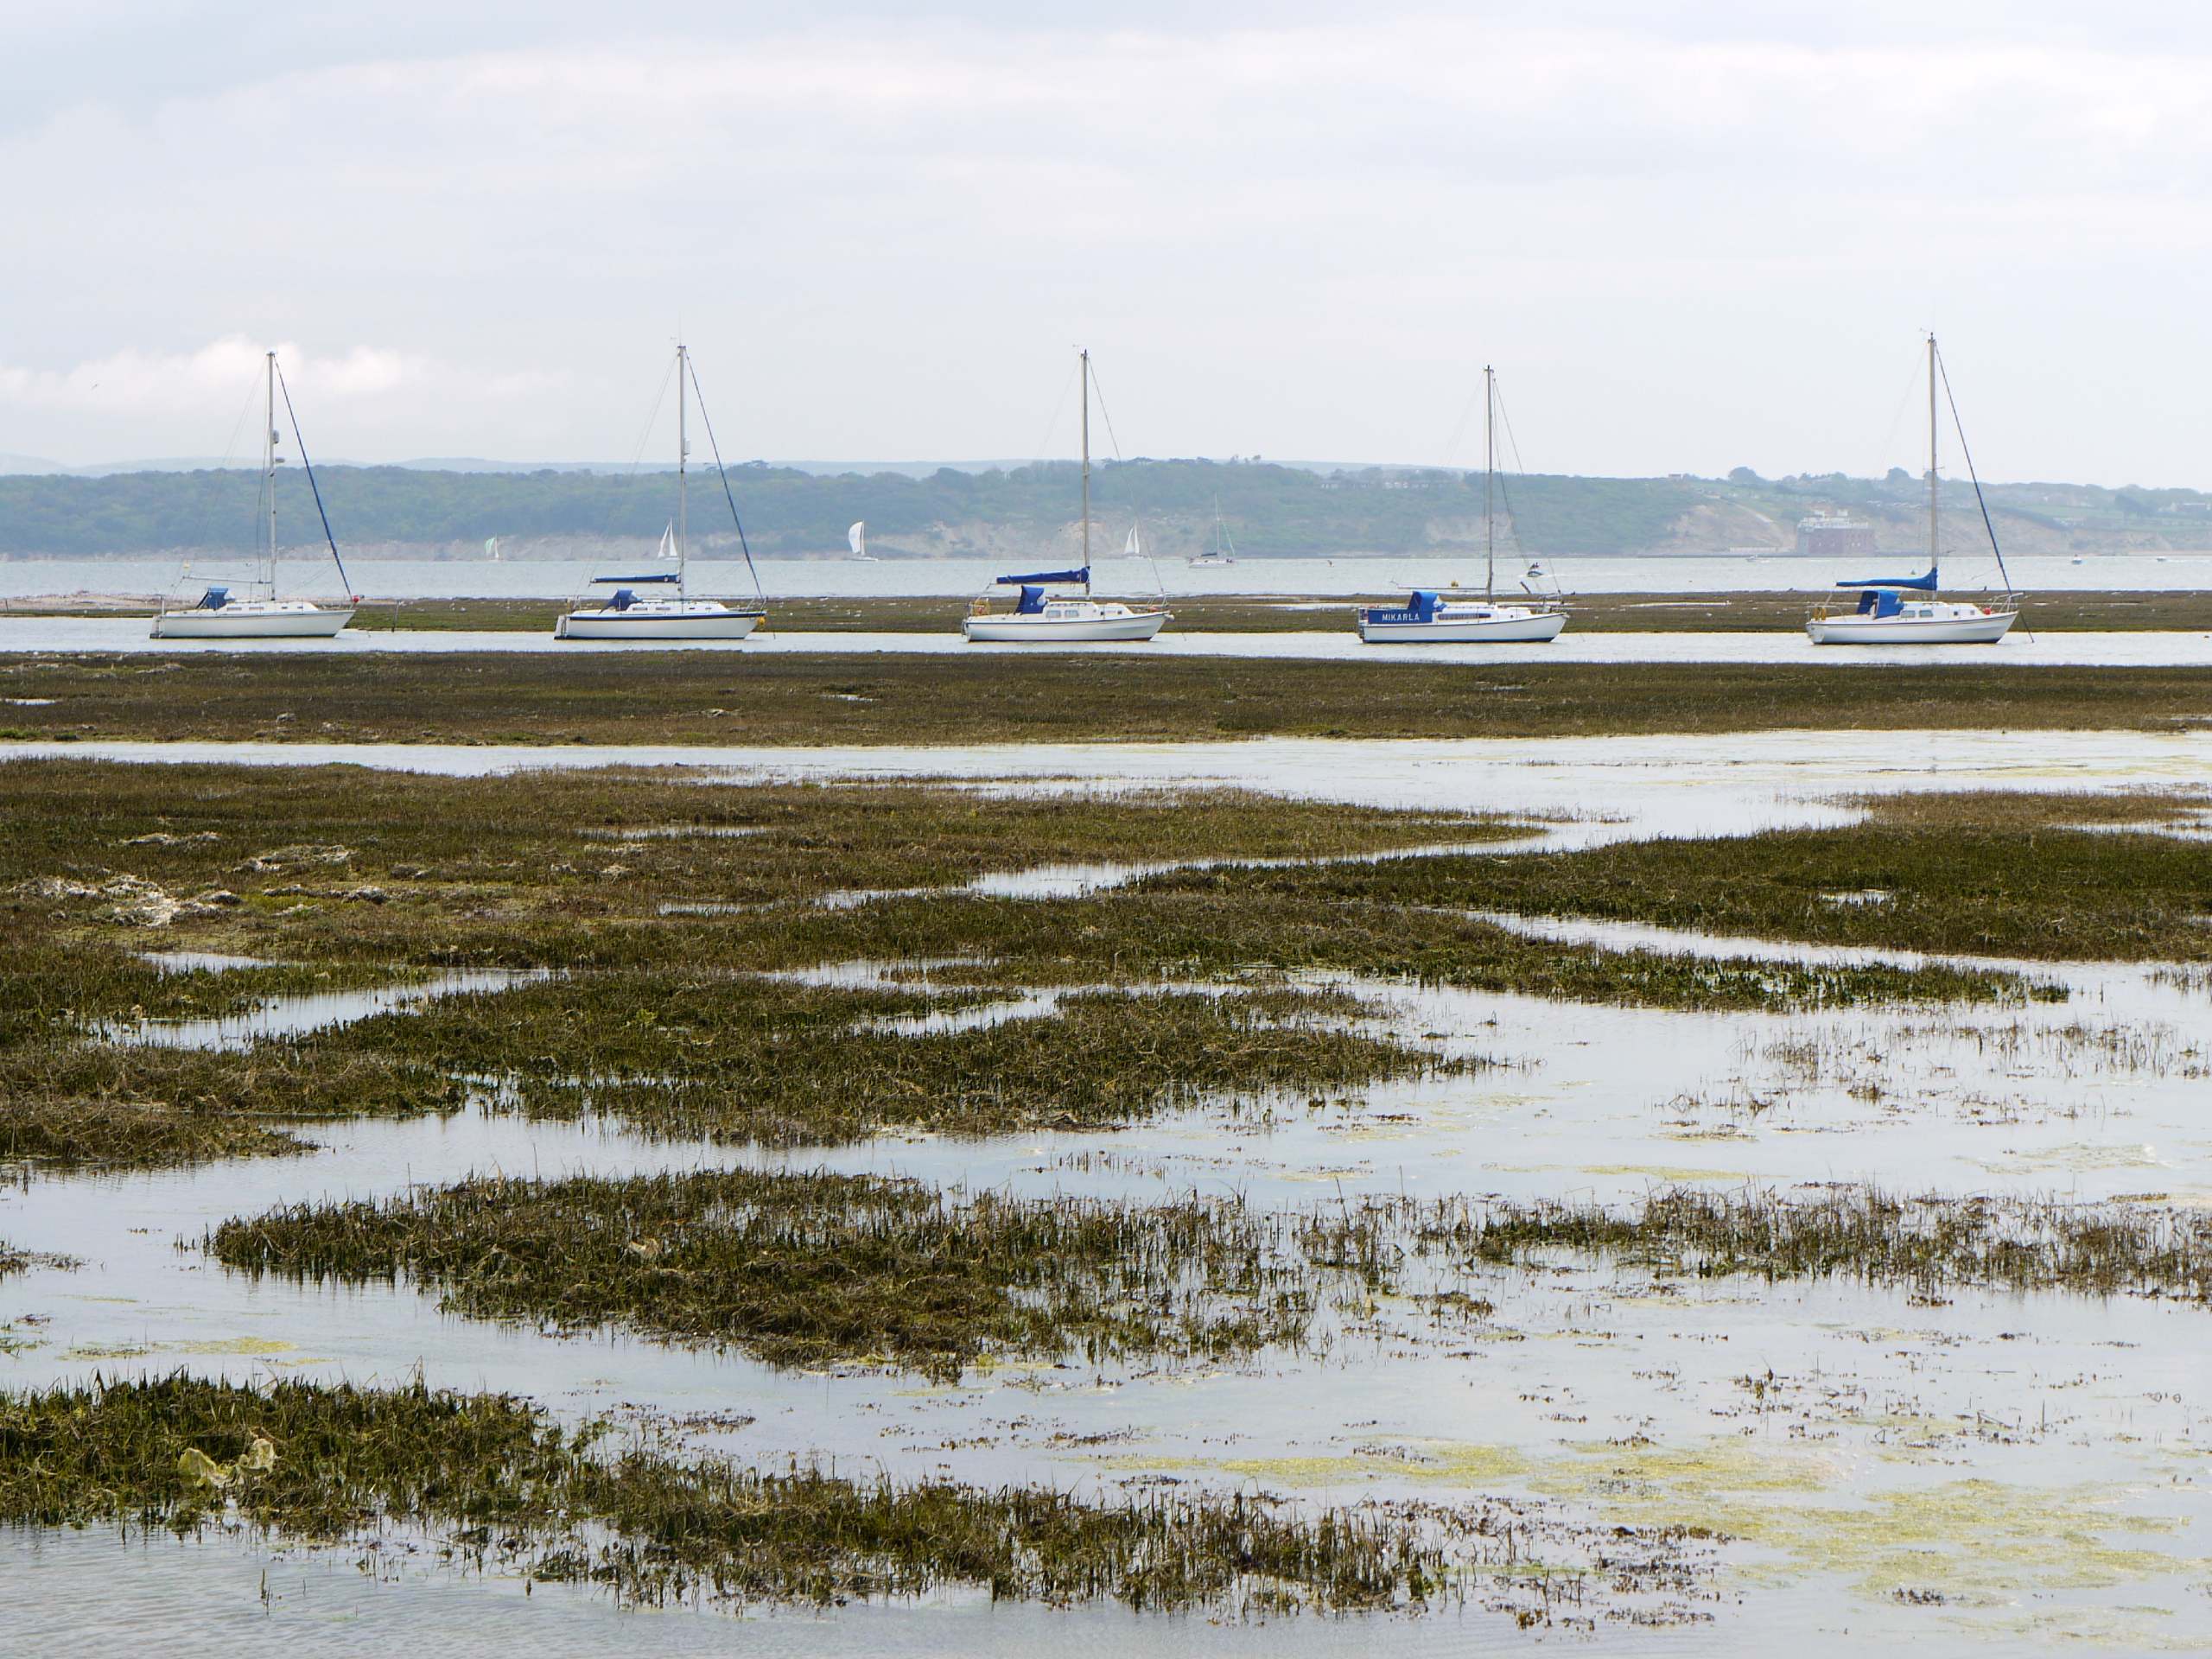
[5,2,2212,482]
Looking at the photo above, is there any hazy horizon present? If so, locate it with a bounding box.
[9,4,2212,483]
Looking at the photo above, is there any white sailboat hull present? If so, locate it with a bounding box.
[556,607,763,640]
[963,610,1169,643]
[1359,609,1567,644]
[150,603,353,639]
[1806,611,2017,645]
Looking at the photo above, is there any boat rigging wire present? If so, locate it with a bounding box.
[1077,357,1167,597]
[682,353,771,617]
[1936,340,2025,632]
[1031,356,1080,464]
[274,360,354,599]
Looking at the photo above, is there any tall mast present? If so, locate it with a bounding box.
[1484,365,1496,601]
[1927,334,1939,575]
[677,340,690,601]
[1079,347,1091,580]
[264,351,277,592]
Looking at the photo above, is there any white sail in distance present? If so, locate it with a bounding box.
[657,521,678,560]
[849,521,867,557]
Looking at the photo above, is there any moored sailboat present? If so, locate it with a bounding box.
[1807,335,2020,645]
[1188,499,1237,567]
[556,343,767,641]
[150,352,356,639]
[1357,366,1566,644]
[962,349,1170,643]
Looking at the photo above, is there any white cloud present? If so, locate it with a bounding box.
[4,14,2212,477]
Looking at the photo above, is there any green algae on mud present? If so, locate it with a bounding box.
[1531,1437,2196,1612]
[209,1169,1337,1380]
[0,1374,1596,1618]
[10,652,2212,746]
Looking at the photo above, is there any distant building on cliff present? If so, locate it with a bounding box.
[1794,513,1876,559]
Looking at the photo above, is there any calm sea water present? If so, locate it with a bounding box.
[4,551,2209,601]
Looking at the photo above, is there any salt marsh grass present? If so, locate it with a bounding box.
[0,1374,1604,1618]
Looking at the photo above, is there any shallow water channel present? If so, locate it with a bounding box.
[6,733,2212,1650]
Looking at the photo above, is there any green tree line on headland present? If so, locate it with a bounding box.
[6,459,2206,558]
[0,460,1696,557]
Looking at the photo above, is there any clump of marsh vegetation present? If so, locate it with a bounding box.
[210,1169,1338,1379]
[1,760,1510,917]
[768,887,2038,1012]
[0,1374,1628,1618]
[308,979,1465,1144]
[0,1243,76,1278]
[1193,788,2212,965]
[0,1035,454,1169]
[1309,1185,2212,1306]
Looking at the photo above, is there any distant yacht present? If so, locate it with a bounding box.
[848,520,878,561]
[1188,499,1237,567]
[150,351,356,639]
[1806,335,2019,645]
[556,343,767,641]
[1357,366,1567,643]
[963,349,1170,643]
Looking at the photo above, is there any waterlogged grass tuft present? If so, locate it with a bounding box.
[1311,1184,2212,1305]
[0,1374,1624,1618]
[1192,788,2212,964]
[209,1169,1339,1380]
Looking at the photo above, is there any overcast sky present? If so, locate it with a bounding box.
[6,3,2210,481]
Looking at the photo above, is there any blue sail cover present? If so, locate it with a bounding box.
[591,573,682,584]
[995,567,1087,588]
[1836,567,1939,591]
[1362,590,1445,626]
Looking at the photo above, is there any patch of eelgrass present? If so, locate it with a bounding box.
[1,760,1511,919]
[0,1374,1505,1615]
[306,980,1462,1144]
[0,934,416,1050]
[706,889,2041,1012]
[1310,1185,2212,1305]
[0,1039,450,1169]
[0,1243,77,1278]
[0,1090,310,1170]
[209,1169,1326,1379]
[1190,789,2212,964]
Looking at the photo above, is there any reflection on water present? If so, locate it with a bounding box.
[2,1527,1558,1659]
